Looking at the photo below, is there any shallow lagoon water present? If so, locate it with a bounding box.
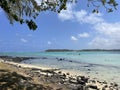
[1,51,120,84]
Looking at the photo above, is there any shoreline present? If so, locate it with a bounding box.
[0,58,84,79]
[0,57,120,90]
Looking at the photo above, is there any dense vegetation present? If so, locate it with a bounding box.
[45,49,120,52]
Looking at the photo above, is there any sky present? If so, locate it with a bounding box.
[0,0,120,52]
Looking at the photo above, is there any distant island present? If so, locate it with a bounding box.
[45,49,120,52]
[45,49,74,52]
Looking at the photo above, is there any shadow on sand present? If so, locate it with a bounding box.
[0,69,52,90]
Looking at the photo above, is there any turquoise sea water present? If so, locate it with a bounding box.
[0,51,120,84]
[1,51,120,67]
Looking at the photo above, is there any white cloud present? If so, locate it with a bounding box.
[58,4,103,24]
[90,22,120,49]
[21,38,28,43]
[94,22,120,36]
[35,0,41,5]
[89,37,110,48]
[71,36,78,41]
[58,4,120,49]
[89,36,120,49]
[35,0,57,6]
[48,41,52,45]
[74,10,103,24]
[78,32,90,38]
[58,4,74,21]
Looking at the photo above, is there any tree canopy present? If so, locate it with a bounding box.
[0,0,118,30]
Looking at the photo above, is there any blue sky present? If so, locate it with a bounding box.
[0,1,120,52]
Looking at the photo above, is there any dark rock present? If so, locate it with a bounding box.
[89,80,98,83]
[114,83,118,87]
[38,75,41,77]
[31,68,41,71]
[104,85,108,88]
[56,88,63,90]
[87,69,91,71]
[110,83,113,85]
[60,80,64,84]
[59,73,66,79]
[0,56,35,62]
[79,76,89,83]
[59,58,63,61]
[96,72,98,74]
[75,85,84,90]
[66,72,70,75]
[97,80,102,83]
[63,73,66,77]
[42,57,47,59]
[91,80,96,83]
[77,80,86,85]
[18,65,21,68]
[103,81,107,84]
[102,85,108,90]
[69,60,72,62]
[58,71,62,74]
[76,77,86,85]
[68,77,77,84]
[87,85,98,89]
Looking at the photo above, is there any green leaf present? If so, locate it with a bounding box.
[102,0,106,5]
[108,8,113,12]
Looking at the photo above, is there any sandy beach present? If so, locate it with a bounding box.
[0,57,120,90]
